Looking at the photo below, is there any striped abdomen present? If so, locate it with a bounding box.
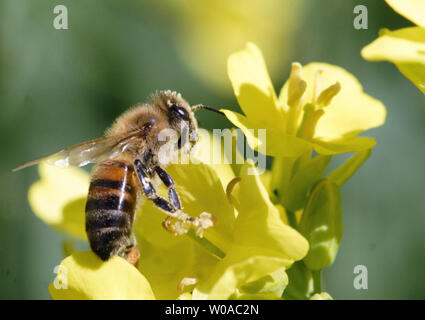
[85,159,138,261]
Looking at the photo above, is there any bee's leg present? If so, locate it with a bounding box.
[134,160,175,212]
[118,235,140,267]
[134,160,192,220]
[134,160,212,236]
[155,166,216,236]
[154,166,181,210]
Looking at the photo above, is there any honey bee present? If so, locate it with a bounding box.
[14,90,224,266]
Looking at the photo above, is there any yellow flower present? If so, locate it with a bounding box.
[222,43,386,157]
[31,131,308,300]
[362,0,425,95]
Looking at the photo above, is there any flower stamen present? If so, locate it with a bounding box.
[287,62,307,108]
[287,62,307,135]
[317,82,341,107]
[296,103,315,138]
[313,69,324,104]
[177,277,198,293]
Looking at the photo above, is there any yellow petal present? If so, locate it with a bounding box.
[222,109,313,157]
[362,27,425,64]
[362,27,425,95]
[136,237,219,300]
[258,170,272,195]
[238,267,288,299]
[280,63,386,139]
[49,251,155,300]
[227,42,285,130]
[193,246,289,300]
[233,161,309,261]
[386,0,425,27]
[312,136,376,155]
[29,162,89,240]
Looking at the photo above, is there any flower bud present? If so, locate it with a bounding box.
[299,179,343,271]
[282,155,332,212]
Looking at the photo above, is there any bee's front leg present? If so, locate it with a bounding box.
[153,165,216,237]
[134,160,178,213]
[134,160,195,235]
[154,166,181,210]
[134,160,214,236]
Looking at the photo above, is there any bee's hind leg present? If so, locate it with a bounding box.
[118,236,140,267]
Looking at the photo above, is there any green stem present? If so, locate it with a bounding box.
[286,209,298,230]
[312,270,322,294]
[186,229,226,259]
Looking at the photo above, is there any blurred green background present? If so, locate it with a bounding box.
[1,0,424,299]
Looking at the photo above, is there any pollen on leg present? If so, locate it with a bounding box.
[162,215,191,235]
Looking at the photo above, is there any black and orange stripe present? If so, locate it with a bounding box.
[85,159,138,261]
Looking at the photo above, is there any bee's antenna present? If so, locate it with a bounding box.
[192,104,225,116]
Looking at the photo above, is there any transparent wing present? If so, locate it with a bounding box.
[13,131,143,172]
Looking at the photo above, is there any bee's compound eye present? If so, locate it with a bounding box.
[170,104,189,120]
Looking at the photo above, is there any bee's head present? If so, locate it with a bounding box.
[153,90,225,151]
[153,90,198,149]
